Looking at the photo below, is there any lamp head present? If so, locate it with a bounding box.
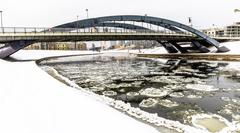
[234,9,240,13]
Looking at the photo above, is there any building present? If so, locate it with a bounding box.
[75,42,87,50]
[24,43,42,50]
[224,22,240,37]
[24,42,87,50]
[55,43,69,50]
[202,28,224,37]
[202,22,240,37]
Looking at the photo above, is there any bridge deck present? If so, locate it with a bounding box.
[0,27,239,43]
[0,32,198,43]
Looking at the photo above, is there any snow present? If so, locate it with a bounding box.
[0,59,159,133]
[128,41,240,55]
[4,41,240,133]
[130,47,168,54]
[220,41,240,54]
[11,50,99,60]
[220,62,240,75]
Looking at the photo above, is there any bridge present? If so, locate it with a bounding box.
[0,15,236,59]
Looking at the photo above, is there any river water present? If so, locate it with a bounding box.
[39,52,240,132]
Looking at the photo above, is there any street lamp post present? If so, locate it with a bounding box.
[85,9,89,32]
[75,15,79,50]
[188,17,192,27]
[0,11,3,32]
[86,9,89,19]
[77,15,79,32]
[234,9,240,37]
[234,9,240,13]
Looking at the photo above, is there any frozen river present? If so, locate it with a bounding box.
[39,52,240,132]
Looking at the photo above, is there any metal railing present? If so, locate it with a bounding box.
[0,27,194,36]
[208,34,240,38]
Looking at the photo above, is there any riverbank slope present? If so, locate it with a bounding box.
[0,52,159,133]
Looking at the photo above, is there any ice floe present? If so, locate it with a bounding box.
[126,92,140,101]
[191,114,237,133]
[170,92,185,98]
[139,98,158,108]
[90,86,105,92]
[140,87,169,98]
[186,84,218,92]
[220,97,232,102]
[186,94,203,99]
[158,99,179,108]
[102,90,117,96]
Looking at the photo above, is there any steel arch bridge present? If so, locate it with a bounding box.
[0,15,229,59]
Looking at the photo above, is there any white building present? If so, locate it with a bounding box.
[202,22,240,37]
[202,28,224,37]
[224,22,240,37]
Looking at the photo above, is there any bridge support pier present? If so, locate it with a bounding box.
[191,41,210,53]
[157,41,179,53]
[0,41,33,59]
[169,42,188,53]
[217,46,230,53]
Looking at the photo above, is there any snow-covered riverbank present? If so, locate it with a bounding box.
[1,41,240,133]
[10,50,100,60]
[0,58,159,133]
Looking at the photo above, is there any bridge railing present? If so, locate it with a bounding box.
[207,34,240,38]
[0,27,194,36]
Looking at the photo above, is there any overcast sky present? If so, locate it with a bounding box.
[0,0,240,28]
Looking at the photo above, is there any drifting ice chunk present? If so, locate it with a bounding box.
[139,98,158,108]
[158,99,179,108]
[232,114,240,122]
[186,84,218,91]
[126,92,141,101]
[126,92,140,97]
[218,108,233,115]
[220,97,232,102]
[187,95,202,99]
[191,114,234,133]
[170,92,185,98]
[90,86,105,92]
[102,90,117,96]
[140,87,169,98]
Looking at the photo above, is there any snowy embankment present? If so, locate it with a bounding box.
[219,41,240,73]
[129,41,240,55]
[11,50,100,60]
[0,59,159,133]
[220,41,240,55]
[130,41,240,74]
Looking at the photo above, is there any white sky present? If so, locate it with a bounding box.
[0,0,240,28]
